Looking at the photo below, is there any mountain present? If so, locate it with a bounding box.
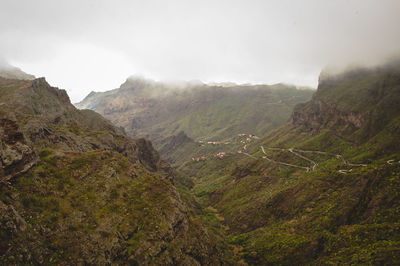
[0,76,230,264]
[75,77,314,163]
[0,63,35,80]
[4,60,400,264]
[292,62,400,144]
[176,61,400,264]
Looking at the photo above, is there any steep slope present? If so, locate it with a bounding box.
[76,77,314,161]
[0,64,35,80]
[0,77,230,264]
[178,61,400,264]
[292,62,400,144]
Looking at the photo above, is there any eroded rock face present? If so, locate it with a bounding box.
[0,77,166,174]
[0,76,230,264]
[0,200,28,255]
[159,131,194,157]
[291,64,400,143]
[291,97,366,136]
[0,116,37,183]
[134,138,162,171]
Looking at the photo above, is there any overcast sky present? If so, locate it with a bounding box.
[1,0,399,102]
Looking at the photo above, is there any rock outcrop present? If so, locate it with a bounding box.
[0,116,37,183]
[0,76,230,264]
[292,62,400,143]
[159,131,194,155]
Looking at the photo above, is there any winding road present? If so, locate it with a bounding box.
[196,135,376,173]
[289,149,318,171]
[260,146,310,171]
[259,145,369,173]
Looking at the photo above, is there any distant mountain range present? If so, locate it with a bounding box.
[76,77,314,163]
[2,60,400,264]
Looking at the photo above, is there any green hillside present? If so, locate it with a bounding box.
[76,79,314,161]
[0,77,230,264]
[176,62,400,264]
[3,60,400,264]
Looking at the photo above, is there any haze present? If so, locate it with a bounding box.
[1,0,399,102]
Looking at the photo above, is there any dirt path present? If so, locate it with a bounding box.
[286,148,366,167]
[241,151,257,159]
[292,149,369,173]
[260,146,310,171]
[262,146,315,171]
[261,145,371,173]
[196,134,373,173]
[288,148,318,171]
[266,147,317,169]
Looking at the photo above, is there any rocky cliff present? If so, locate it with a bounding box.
[0,76,230,264]
[292,62,400,143]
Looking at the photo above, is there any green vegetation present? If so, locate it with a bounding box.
[174,63,400,264]
[177,126,400,264]
[76,79,314,163]
[0,77,230,264]
[3,62,400,264]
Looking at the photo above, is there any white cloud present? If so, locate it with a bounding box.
[12,42,136,102]
[1,0,399,101]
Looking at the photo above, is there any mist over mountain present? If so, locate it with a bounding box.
[2,0,400,264]
[2,1,400,102]
[1,54,400,265]
[177,60,400,264]
[76,77,314,163]
[0,60,35,80]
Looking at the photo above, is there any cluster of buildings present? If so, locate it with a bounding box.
[238,133,259,139]
[192,133,260,161]
[238,133,259,144]
[191,156,207,162]
[215,152,227,159]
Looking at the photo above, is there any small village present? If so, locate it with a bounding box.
[191,133,260,162]
[191,156,207,162]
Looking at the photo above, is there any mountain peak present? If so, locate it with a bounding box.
[120,75,155,90]
[292,60,400,143]
[0,64,35,80]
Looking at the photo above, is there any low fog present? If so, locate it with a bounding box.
[1,0,400,102]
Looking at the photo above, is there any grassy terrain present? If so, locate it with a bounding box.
[76,79,314,152]
[175,63,400,264]
[1,148,231,264]
[0,77,231,264]
[177,125,400,264]
[3,62,400,264]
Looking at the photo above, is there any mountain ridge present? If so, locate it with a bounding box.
[2,60,400,264]
[0,64,35,80]
[75,77,314,164]
[175,60,400,264]
[0,75,231,264]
